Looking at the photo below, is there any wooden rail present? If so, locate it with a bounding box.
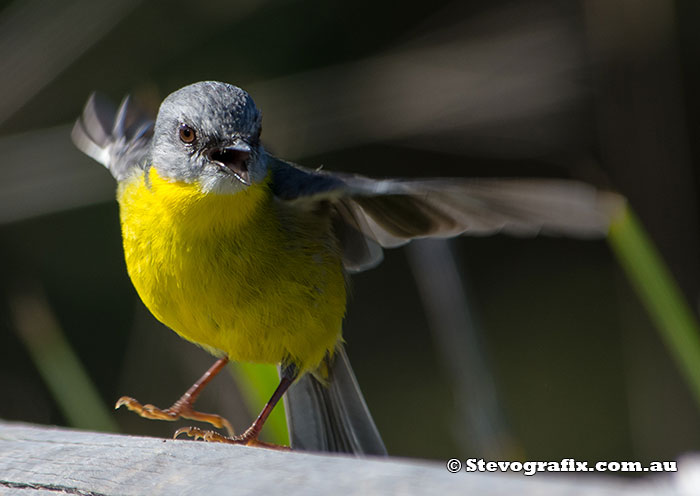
[0,421,694,495]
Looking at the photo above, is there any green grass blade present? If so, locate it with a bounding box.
[10,288,119,432]
[608,206,700,409]
[229,362,289,445]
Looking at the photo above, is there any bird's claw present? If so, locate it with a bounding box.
[174,426,290,450]
[115,395,234,436]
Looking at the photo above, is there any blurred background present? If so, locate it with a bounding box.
[1,0,700,467]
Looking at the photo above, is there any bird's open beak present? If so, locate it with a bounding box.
[206,140,251,185]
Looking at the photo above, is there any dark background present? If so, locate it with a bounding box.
[1,0,699,465]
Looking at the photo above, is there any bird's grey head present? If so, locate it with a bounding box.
[151,81,266,193]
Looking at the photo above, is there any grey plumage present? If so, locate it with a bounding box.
[267,157,623,272]
[151,82,265,187]
[72,81,624,456]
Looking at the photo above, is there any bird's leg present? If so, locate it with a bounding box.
[116,357,234,436]
[176,363,298,449]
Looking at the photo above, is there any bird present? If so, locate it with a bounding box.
[72,80,622,455]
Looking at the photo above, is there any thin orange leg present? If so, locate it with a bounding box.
[116,357,234,436]
[176,364,297,449]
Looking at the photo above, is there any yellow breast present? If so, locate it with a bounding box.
[117,167,346,372]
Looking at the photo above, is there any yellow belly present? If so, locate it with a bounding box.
[117,167,346,372]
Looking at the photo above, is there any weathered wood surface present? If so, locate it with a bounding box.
[0,421,696,495]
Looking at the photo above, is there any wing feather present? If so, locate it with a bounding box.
[71,93,154,181]
[268,157,624,272]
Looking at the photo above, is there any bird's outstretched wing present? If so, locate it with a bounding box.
[71,93,154,181]
[268,156,625,272]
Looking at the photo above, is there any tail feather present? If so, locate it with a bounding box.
[282,347,387,455]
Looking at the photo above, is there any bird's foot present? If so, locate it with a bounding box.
[115,396,234,437]
[174,426,290,450]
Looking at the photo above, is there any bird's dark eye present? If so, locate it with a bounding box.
[179,124,196,144]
